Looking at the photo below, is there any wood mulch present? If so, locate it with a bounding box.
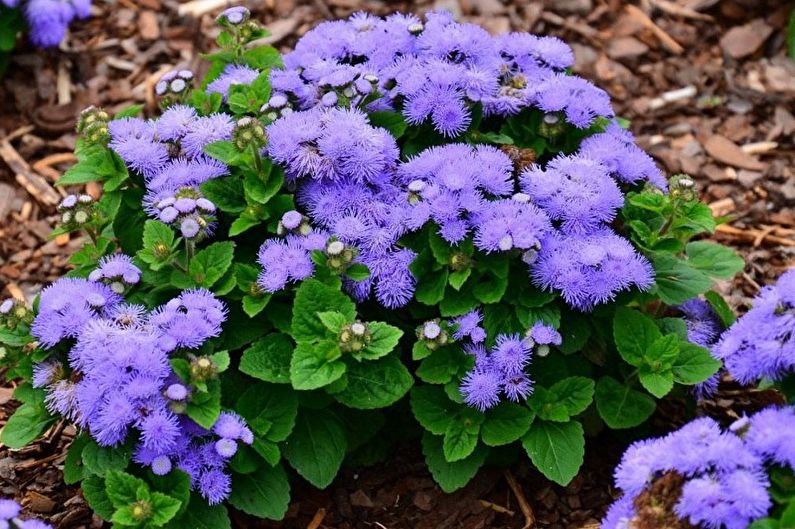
[0,0,793,527]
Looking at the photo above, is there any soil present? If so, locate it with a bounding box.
[1,0,794,527]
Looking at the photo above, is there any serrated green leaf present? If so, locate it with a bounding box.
[283,409,347,489]
[368,111,408,138]
[164,494,230,529]
[82,475,115,520]
[613,307,662,368]
[480,402,534,446]
[186,380,221,429]
[291,279,356,344]
[105,470,147,508]
[334,355,413,409]
[236,383,298,442]
[415,269,448,305]
[410,385,460,435]
[0,401,55,449]
[290,340,346,390]
[673,342,721,385]
[595,376,656,429]
[149,492,182,526]
[316,311,349,333]
[704,291,736,327]
[685,241,744,279]
[653,255,714,305]
[189,242,235,288]
[422,432,488,493]
[82,440,131,477]
[229,464,290,520]
[443,410,483,462]
[360,321,403,360]
[522,420,584,486]
[240,333,293,384]
[345,263,370,282]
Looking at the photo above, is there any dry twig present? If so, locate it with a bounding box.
[0,140,61,207]
[625,4,684,54]
[306,508,326,529]
[504,471,535,529]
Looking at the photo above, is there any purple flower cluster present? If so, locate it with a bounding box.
[267,107,398,183]
[275,11,612,135]
[1,0,91,48]
[31,261,249,504]
[256,219,327,292]
[714,269,795,384]
[88,254,141,292]
[459,322,561,411]
[604,407,795,529]
[531,229,654,312]
[109,106,232,238]
[0,498,51,529]
[398,144,550,249]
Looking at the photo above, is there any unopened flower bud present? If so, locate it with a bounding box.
[339,320,372,353]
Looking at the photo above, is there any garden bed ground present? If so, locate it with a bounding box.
[0,0,793,527]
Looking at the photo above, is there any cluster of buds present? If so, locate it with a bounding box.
[668,173,697,202]
[58,194,96,230]
[232,116,266,151]
[448,250,471,272]
[164,382,189,414]
[0,298,32,329]
[338,321,372,354]
[189,355,219,384]
[277,210,311,237]
[130,500,154,524]
[538,112,566,138]
[416,320,449,352]
[260,93,294,122]
[216,6,263,46]
[155,69,194,106]
[76,106,110,144]
[324,238,358,274]
[153,187,216,240]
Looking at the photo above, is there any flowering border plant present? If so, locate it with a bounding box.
[0,0,90,63]
[3,8,790,529]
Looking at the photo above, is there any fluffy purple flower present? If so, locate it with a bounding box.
[109,118,169,178]
[181,113,234,158]
[206,64,260,101]
[579,123,667,191]
[521,155,624,234]
[492,334,531,375]
[23,0,91,48]
[472,198,551,253]
[602,409,791,529]
[460,368,502,411]
[256,234,322,293]
[450,310,486,343]
[267,107,398,183]
[148,289,227,352]
[0,497,52,529]
[534,74,613,128]
[31,278,121,347]
[156,105,198,141]
[88,254,141,287]
[531,229,654,312]
[714,269,795,384]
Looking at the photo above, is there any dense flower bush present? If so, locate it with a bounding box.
[0,0,90,51]
[1,7,791,529]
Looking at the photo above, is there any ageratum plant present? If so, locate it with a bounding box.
[0,8,755,527]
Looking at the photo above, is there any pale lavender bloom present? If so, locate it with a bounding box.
[206,64,259,101]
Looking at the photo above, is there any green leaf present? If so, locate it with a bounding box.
[291,279,356,343]
[522,420,584,486]
[82,440,131,477]
[139,220,176,270]
[653,255,714,305]
[345,263,370,282]
[704,291,736,327]
[645,334,680,369]
[244,164,282,205]
[149,492,182,526]
[242,46,283,69]
[410,385,459,435]
[549,377,595,417]
[673,342,721,385]
[164,494,230,529]
[229,214,261,237]
[283,409,347,489]
[443,410,483,462]
[236,383,298,442]
[422,432,488,493]
[448,268,471,290]
[82,475,115,520]
[290,340,346,390]
[240,333,293,384]
[368,111,408,138]
[189,242,235,288]
[200,177,245,214]
[229,464,290,520]
[360,321,403,360]
[105,470,147,508]
[613,307,662,367]
[334,355,413,409]
[203,141,240,165]
[639,368,674,398]
[480,402,534,446]
[0,401,55,448]
[416,347,469,384]
[187,380,222,429]
[415,269,448,305]
[317,311,350,332]
[149,470,191,517]
[685,241,744,279]
[595,376,656,429]
[64,434,90,485]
